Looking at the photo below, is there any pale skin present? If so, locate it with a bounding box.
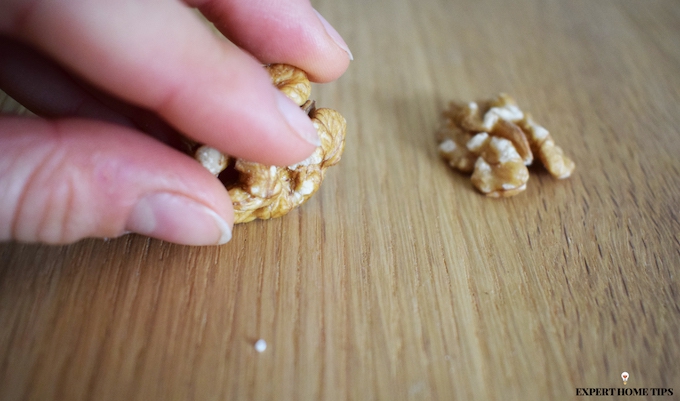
[0,0,352,245]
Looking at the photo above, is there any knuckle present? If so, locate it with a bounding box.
[1,123,82,243]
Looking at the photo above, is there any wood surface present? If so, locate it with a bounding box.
[1,0,680,400]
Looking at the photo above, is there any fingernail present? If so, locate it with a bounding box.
[275,90,320,146]
[126,192,232,245]
[313,9,353,61]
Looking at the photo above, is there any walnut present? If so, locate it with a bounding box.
[438,93,574,197]
[265,63,311,106]
[190,64,346,224]
[194,145,228,176]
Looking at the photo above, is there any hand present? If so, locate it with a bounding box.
[0,0,351,245]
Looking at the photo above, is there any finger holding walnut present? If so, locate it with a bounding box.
[189,64,346,224]
[438,93,574,197]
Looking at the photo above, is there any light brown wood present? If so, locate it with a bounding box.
[1,0,679,399]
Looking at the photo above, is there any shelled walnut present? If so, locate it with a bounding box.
[190,64,346,223]
[437,93,574,197]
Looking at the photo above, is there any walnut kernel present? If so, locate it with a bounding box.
[191,64,346,224]
[265,64,311,106]
[438,93,574,196]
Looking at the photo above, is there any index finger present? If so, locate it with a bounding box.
[1,0,319,166]
[192,0,352,82]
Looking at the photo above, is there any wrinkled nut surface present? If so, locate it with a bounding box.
[438,93,574,197]
[192,64,346,224]
[266,63,311,106]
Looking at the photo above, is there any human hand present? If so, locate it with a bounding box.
[0,0,351,245]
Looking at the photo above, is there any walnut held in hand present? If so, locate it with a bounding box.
[191,64,346,223]
[437,93,574,197]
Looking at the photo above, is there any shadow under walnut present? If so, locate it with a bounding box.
[189,64,347,224]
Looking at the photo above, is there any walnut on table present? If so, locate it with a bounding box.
[190,64,346,224]
[437,93,574,197]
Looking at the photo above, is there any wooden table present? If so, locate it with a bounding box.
[1,0,679,399]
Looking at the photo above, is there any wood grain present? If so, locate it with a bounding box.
[1,0,679,400]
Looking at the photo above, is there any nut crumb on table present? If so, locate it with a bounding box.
[189,64,346,224]
[437,93,575,197]
[254,339,267,353]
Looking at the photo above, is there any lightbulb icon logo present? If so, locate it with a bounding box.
[621,372,629,386]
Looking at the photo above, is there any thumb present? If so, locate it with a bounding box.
[0,117,233,245]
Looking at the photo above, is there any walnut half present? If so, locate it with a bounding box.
[191,64,346,224]
[438,93,574,197]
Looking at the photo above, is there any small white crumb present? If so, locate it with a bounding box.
[254,339,267,353]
